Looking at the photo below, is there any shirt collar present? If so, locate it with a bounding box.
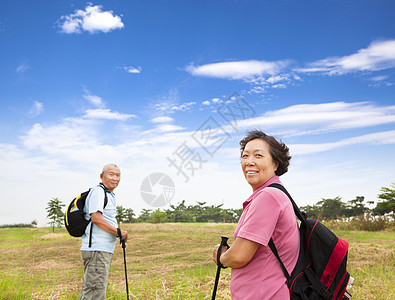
[243,176,280,209]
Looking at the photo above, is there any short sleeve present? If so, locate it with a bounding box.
[237,189,282,246]
[86,186,106,215]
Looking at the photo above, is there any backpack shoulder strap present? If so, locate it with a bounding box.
[268,183,306,223]
[88,184,109,248]
[99,183,109,209]
[268,238,290,280]
[267,183,305,281]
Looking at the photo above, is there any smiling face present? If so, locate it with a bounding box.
[241,139,279,192]
[100,165,121,193]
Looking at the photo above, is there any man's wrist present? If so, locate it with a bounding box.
[116,227,122,239]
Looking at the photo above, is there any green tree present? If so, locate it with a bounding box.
[165,200,193,222]
[151,209,168,223]
[345,196,368,217]
[116,205,128,226]
[300,204,320,219]
[138,208,153,222]
[46,197,65,233]
[315,197,346,220]
[374,182,395,215]
[225,208,243,223]
[125,208,136,223]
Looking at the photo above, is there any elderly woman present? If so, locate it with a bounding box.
[213,130,300,299]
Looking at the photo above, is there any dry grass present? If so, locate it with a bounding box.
[0,223,394,299]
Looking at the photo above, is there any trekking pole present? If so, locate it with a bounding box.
[212,236,229,300]
[121,239,130,300]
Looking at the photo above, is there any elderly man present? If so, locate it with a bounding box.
[79,163,128,300]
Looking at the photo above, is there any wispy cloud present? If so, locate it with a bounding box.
[235,101,395,136]
[81,89,135,120]
[57,3,124,34]
[185,39,395,94]
[153,92,196,113]
[83,89,105,108]
[84,108,136,121]
[290,130,395,155]
[368,74,394,87]
[16,62,29,74]
[147,116,185,133]
[145,124,186,134]
[370,75,389,82]
[296,39,395,75]
[28,101,44,117]
[186,60,290,80]
[186,60,297,93]
[151,116,175,123]
[202,97,221,106]
[119,66,142,74]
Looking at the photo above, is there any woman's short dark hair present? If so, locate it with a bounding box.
[239,130,291,176]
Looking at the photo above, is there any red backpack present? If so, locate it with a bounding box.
[268,183,353,300]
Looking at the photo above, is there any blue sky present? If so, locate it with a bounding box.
[1,0,394,226]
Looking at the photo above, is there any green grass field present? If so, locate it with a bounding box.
[0,223,394,299]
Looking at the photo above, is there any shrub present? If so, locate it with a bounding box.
[324,213,394,231]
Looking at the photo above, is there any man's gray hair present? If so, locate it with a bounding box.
[101,163,120,174]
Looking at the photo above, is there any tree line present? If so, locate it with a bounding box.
[42,182,395,232]
[300,183,395,220]
[116,200,243,224]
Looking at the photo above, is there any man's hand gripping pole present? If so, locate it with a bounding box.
[212,236,229,300]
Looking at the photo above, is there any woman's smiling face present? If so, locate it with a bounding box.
[241,139,279,191]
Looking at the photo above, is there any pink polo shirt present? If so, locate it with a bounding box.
[230,176,300,300]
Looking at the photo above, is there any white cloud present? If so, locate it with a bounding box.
[234,101,395,136]
[151,89,187,114]
[83,91,105,108]
[186,60,289,80]
[154,101,196,113]
[290,130,395,155]
[144,124,186,134]
[186,60,295,94]
[202,97,222,106]
[120,66,142,74]
[147,116,185,133]
[151,116,174,123]
[16,62,29,74]
[171,102,196,112]
[370,75,389,82]
[296,39,395,75]
[82,89,135,121]
[1,99,394,228]
[23,120,95,152]
[57,3,124,34]
[28,101,44,117]
[84,108,136,121]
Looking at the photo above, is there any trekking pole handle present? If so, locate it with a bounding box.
[117,227,126,249]
[217,236,229,269]
[212,236,229,300]
[221,236,229,245]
